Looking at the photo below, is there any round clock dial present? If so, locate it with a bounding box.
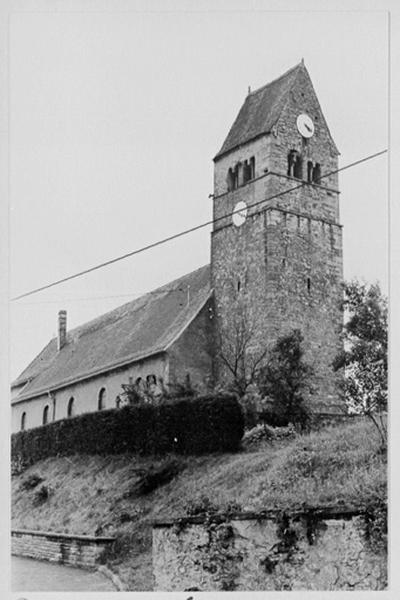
[232,201,248,227]
[296,114,314,138]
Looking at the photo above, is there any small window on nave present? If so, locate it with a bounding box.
[67,397,75,418]
[42,405,50,425]
[21,412,26,431]
[98,387,106,411]
[146,374,157,386]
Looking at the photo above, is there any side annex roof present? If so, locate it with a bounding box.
[12,264,212,403]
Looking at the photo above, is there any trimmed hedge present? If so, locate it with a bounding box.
[11,394,244,467]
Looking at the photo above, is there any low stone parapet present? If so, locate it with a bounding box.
[11,529,115,569]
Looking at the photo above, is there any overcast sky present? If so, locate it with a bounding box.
[9,8,388,380]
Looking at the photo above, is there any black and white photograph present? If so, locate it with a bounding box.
[3,0,396,595]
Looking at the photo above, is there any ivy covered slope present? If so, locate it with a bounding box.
[11,418,386,591]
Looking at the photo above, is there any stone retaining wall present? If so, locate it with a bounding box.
[12,529,115,569]
[153,507,387,591]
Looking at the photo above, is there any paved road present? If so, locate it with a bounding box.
[12,556,116,591]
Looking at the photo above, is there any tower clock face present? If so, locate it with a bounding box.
[232,201,248,227]
[296,114,314,138]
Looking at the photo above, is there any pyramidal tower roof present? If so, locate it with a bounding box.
[214,62,304,160]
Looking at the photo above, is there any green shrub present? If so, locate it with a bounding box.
[11,394,244,468]
[257,330,312,429]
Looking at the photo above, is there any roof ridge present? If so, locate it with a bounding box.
[65,263,210,339]
[12,278,213,402]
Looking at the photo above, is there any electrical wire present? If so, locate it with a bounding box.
[11,149,387,302]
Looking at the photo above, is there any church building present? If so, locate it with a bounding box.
[11,61,344,432]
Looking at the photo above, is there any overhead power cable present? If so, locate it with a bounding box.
[11,149,387,302]
[14,285,190,306]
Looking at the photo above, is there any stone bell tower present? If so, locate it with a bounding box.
[211,61,344,413]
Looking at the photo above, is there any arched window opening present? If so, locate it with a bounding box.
[115,395,121,409]
[307,277,311,293]
[288,150,302,179]
[98,387,106,410]
[67,397,75,418]
[307,161,313,183]
[146,374,157,386]
[227,168,235,192]
[249,156,255,179]
[233,164,240,189]
[242,160,251,184]
[237,279,241,293]
[293,155,303,179]
[21,412,26,431]
[312,163,321,184]
[42,405,50,425]
[287,150,296,176]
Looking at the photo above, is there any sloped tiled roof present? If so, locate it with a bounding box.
[12,265,212,402]
[214,63,302,160]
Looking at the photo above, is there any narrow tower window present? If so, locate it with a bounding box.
[21,412,26,431]
[307,277,311,293]
[227,168,235,192]
[233,164,239,189]
[312,163,321,184]
[288,150,302,179]
[293,155,303,179]
[307,161,313,183]
[242,160,250,184]
[287,150,296,176]
[249,156,255,179]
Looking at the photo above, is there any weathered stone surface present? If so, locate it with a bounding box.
[153,511,387,591]
[211,64,344,412]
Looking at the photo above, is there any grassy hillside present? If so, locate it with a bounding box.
[11,419,386,590]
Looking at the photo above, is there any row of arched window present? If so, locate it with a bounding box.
[227,157,255,191]
[287,150,321,184]
[19,378,159,430]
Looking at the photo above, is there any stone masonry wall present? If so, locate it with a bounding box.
[211,65,343,412]
[153,509,387,591]
[12,529,115,569]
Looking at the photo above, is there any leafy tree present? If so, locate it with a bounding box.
[333,280,387,447]
[257,329,312,428]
